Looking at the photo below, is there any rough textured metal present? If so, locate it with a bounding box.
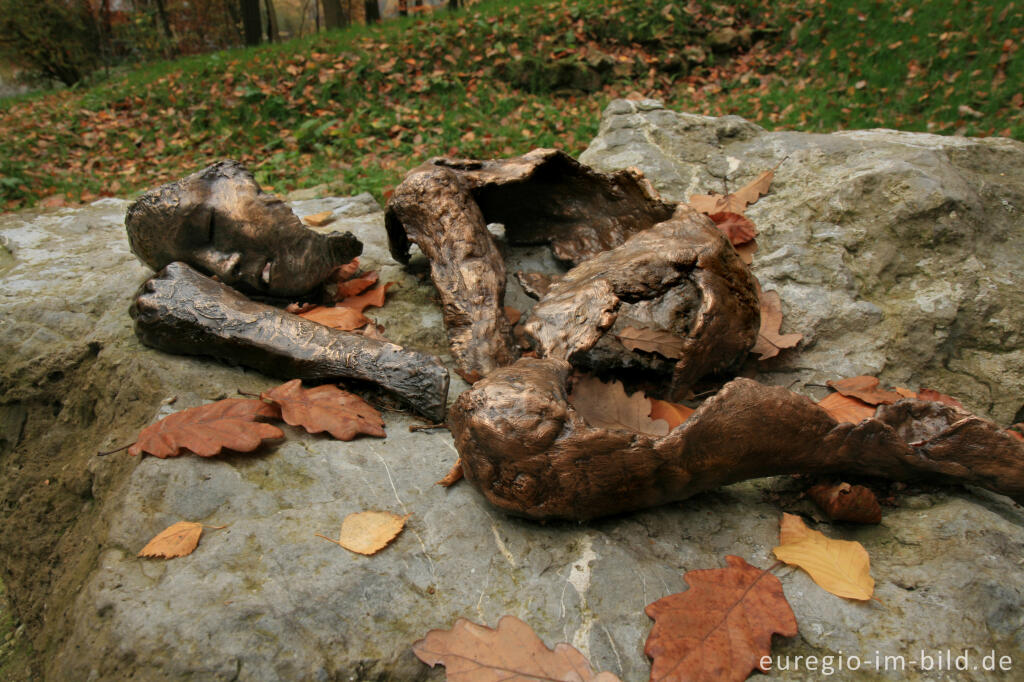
[131,262,449,421]
[524,205,760,399]
[384,148,675,379]
[450,357,1024,521]
[125,160,362,297]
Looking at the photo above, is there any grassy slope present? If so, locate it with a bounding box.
[0,0,1020,210]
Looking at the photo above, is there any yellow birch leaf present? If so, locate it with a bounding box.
[319,511,410,555]
[138,521,204,559]
[773,513,874,600]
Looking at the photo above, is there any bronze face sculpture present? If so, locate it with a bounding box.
[126,160,361,297]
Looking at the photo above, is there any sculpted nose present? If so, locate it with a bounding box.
[195,248,242,281]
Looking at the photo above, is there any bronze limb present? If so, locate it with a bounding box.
[125,160,362,297]
[131,262,450,421]
[384,149,676,379]
[524,205,760,400]
[449,357,1024,521]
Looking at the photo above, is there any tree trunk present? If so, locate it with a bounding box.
[321,0,344,29]
[448,0,460,10]
[154,0,174,41]
[264,0,279,42]
[365,0,379,23]
[347,0,365,25]
[240,0,262,44]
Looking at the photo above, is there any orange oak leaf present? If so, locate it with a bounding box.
[826,376,903,406]
[302,210,334,227]
[334,270,380,300]
[772,513,874,600]
[807,482,882,524]
[649,398,696,430]
[436,459,464,487]
[918,388,966,410]
[689,169,774,215]
[708,212,757,246]
[260,379,385,440]
[569,375,670,436]
[328,257,361,282]
[318,511,410,555]
[893,386,918,399]
[298,305,371,331]
[413,615,622,682]
[128,399,284,458]
[337,282,395,312]
[816,392,876,424]
[751,286,802,360]
[644,556,797,682]
[138,521,223,559]
[616,326,687,359]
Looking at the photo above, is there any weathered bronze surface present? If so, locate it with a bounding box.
[384,149,676,379]
[126,160,362,297]
[449,357,1024,521]
[131,262,450,421]
[524,205,760,399]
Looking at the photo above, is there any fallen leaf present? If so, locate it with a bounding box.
[816,392,876,424]
[129,399,284,458]
[329,258,361,282]
[285,301,318,315]
[826,376,903,405]
[318,511,410,555]
[337,282,395,312]
[708,212,757,245]
[436,459,464,487]
[689,169,774,215]
[569,375,669,436]
[645,556,797,682]
[138,521,206,558]
[751,287,802,360]
[413,615,622,681]
[807,482,882,524]
[303,210,335,226]
[734,240,757,264]
[779,510,813,545]
[649,398,696,430]
[1008,428,1024,442]
[773,513,874,600]
[503,306,522,325]
[261,379,385,440]
[917,388,966,410]
[893,387,918,399]
[335,270,379,300]
[298,305,371,331]
[616,326,687,359]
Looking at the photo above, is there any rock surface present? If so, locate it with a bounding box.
[1,110,1023,681]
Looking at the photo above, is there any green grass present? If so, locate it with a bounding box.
[0,0,1020,210]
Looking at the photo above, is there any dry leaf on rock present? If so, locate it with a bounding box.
[297,305,371,331]
[751,287,802,360]
[568,375,669,436]
[816,392,876,424]
[129,398,284,458]
[773,513,874,600]
[1008,428,1024,442]
[436,459,464,487]
[826,376,904,406]
[734,240,757,265]
[337,282,395,312]
[708,212,757,245]
[413,615,622,682]
[329,258,361,282]
[918,388,966,410]
[689,169,774,215]
[807,482,882,524]
[503,306,522,325]
[335,270,380,300]
[138,521,208,559]
[261,379,385,440]
[318,511,410,555]
[302,210,335,227]
[649,398,696,430]
[616,326,687,359]
[644,555,797,682]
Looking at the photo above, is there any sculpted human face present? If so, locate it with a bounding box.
[126,161,360,297]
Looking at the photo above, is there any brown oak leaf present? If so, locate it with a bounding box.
[918,388,966,410]
[816,392,876,424]
[751,286,802,360]
[298,305,371,331]
[826,376,904,406]
[129,399,284,458]
[807,482,882,524]
[436,459,464,487]
[616,326,687,359]
[734,240,757,265]
[260,379,385,440]
[503,306,522,325]
[138,521,223,559]
[569,375,669,436]
[337,282,395,312]
[708,212,757,246]
[689,169,774,215]
[645,556,797,682]
[413,615,622,682]
[328,257,361,282]
[334,270,380,300]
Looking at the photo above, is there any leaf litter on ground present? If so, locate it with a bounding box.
[317,511,410,555]
[772,513,874,601]
[138,521,225,559]
[261,379,385,440]
[128,398,284,458]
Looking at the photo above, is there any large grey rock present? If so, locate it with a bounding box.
[582,99,1024,424]
[1,121,1023,682]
